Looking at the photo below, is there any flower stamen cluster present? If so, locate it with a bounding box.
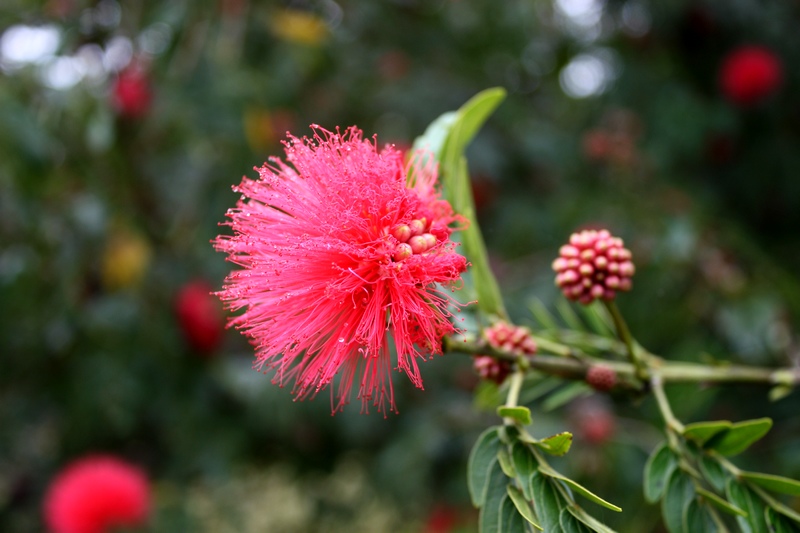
[552,229,635,304]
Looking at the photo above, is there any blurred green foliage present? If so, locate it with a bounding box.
[1,0,800,531]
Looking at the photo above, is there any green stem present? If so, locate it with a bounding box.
[604,300,648,381]
[506,369,524,409]
[651,373,684,435]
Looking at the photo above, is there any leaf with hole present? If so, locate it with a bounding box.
[644,442,679,503]
[468,426,502,507]
[706,418,772,456]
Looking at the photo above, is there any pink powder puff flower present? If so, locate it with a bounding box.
[43,455,150,533]
[214,126,468,414]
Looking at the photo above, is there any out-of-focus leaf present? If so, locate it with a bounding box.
[644,442,679,503]
[769,385,793,402]
[498,406,532,425]
[662,469,695,533]
[560,508,593,533]
[696,486,746,517]
[727,479,769,533]
[480,461,510,533]
[511,441,536,500]
[541,382,592,411]
[699,455,729,493]
[499,493,529,532]
[766,507,800,533]
[497,445,516,478]
[507,485,541,530]
[468,426,502,507]
[683,420,732,445]
[740,471,800,496]
[534,432,573,456]
[684,500,718,532]
[531,471,563,532]
[706,418,772,456]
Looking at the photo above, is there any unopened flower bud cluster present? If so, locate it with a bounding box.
[552,229,635,304]
[473,322,537,385]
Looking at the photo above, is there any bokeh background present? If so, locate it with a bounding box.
[2,0,800,531]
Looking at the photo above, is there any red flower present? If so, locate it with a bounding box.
[719,45,783,106]
[175,280,225,354]
[112,67,153,118]
[215,126,468,414]
[43,455,150,533]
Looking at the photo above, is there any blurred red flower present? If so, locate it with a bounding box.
[112,67,153,118]
[175,280,225,354]
[719,45,783,106]
[43,455,150,533]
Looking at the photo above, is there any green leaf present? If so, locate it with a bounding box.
[518,376,563,406]
[480,461,510,533]
[411,111,457,160]
[542,381,593,411]
[468,426,502,507]
[538,463,622,512]
[683,420,732,445]
[499,494,529,533]
[696,486,747,517]
[578,301,614,336]
[684,500,718,532]
[769,385,793,402]
[566,506,620,533]
[511,441,537,500]
[727,479,769,533]
[474,380,504,412]
[644,442,679,503]
[740,471,800,496]
[531,471,563,532]
[560,508,594,533]
[706,418,772,456]
[699,455,729,493]
[497,406,532,425]
[765,507,800,533]
[662,470,696,533]
[498,445,516,478]
[556,298,584,331]
[749,483,800,524]
[529,298,559,332]
[534,432,573,456]
[507,485,541,530]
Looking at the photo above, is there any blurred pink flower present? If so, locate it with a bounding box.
[215,126,468,414]
[43,455,150,533]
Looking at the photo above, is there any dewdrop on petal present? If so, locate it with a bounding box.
[552,229,635,304]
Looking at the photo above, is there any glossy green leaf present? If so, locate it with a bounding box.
[498,445,516,478]
[507,484,541,530]
[644,442,679,503]
[511,442,537,500]
[499,494,529,533]
[538,463,622,512]
[727,479,769,533]
[662,470,695,533]
[498,406,532,426]
[699,454,729,493]
[560,508,593,533]
[683,420,732,445]
[531,471,563,532]
[542,381,593,411]
[684,500,718,532]
[480,461,509,533]
[696,486,746,517]
[534,432,573,456]
[740,471,800,496]
[468,426,502,507]
[706,418,773,456]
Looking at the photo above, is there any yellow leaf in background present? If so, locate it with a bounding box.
[269,9,328,46]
